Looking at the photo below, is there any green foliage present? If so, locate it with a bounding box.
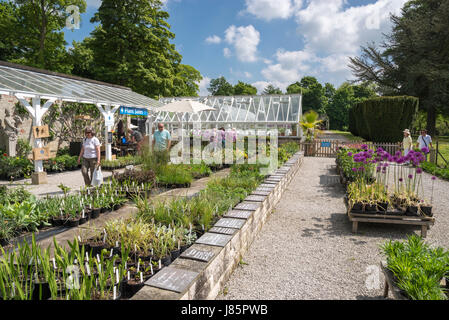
[263,84,283,95]
[85,0,201,98]
[0,154,34,180]
[300,110,323,142]
[421,162,449,180]
[233,81,257,96]
[381,235,449,300]
[350,96,419,142]
[349,0,449,136]
[208,76,234,96]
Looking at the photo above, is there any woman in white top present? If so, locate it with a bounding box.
[77,127,101,186]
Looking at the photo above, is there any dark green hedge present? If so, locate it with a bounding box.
[348,96,418,142]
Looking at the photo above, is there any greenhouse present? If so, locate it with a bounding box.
[153,95,303,137]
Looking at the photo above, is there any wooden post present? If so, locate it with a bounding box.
[436,139,439,166]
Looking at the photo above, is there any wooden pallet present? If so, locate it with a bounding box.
[344,199,435,238]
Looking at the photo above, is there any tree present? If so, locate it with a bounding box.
[300,110,323,142]
[0,1,21,61]
[263,84,283,95]
[233,81,257,96]
[86,0,201,98]
[208,76,234,96]
[5,0,86,73]
[286,82,301,94]
[287,77,326,114]
[349,0,449,136]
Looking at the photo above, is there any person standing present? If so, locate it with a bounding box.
[153,123,171,164]
[402,129,413,156]
[416,129,433,151]
[78,127,101,186]
[128,127,144,153]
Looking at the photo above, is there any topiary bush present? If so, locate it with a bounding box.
[350,96,418,143]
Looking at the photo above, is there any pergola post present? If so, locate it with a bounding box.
[16,95,55,184]
[97,103,119,161]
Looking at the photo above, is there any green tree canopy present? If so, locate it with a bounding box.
[208,76,234,96]
[263,84,283,95]
[349,0,449,136]
[233,81,257,96]
[287,77,325,114]
[85,0,201,98]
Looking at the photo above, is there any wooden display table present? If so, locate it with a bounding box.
[344,198,435,238]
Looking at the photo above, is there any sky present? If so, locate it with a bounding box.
[66,0,408,95]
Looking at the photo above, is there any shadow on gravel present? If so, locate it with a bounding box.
[356,295,387,300]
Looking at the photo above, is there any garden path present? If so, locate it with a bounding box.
[217,157,449,300]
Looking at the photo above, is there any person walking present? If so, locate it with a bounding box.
[402,129,413,156]
[78,127,101,186]
[416,129,433,151]
[152,123,171,164]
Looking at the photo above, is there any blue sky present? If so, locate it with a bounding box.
[66,0,408,95]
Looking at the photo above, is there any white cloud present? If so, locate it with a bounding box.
[244,72,252,78]
[224,25,260,63]
[86,0,102,8]
[243,0,303,21]
[223,47,232,58]
[198,76,211,96]
[205,35,221,44]
[252,80,289,94]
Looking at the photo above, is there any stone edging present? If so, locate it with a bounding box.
[132,152,304,300]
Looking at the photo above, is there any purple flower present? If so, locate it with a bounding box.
[347,152,353,157]
[432,176,437,181]
[352,168,357,172]
[421,147,430,154]
[358,167,365,172]
[376,166,381,172]
[361,144,368,150]
[408,174,414,179]
[399,178,403,182]
[416,168,423,174]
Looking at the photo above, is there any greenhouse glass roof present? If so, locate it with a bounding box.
[0,61,163,108]
[157,95,302,124]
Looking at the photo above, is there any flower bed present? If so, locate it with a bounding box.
[421,161,449,181]
[338,145,436,217]
[0,153,34,181]
[43,155,80,173]
[381,235,449,300]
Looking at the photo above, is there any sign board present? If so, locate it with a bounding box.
[234,202,260,211]
[145,267,199,293]
[214,218,246,230]
[33,147,51,161]
[224,210,253,220]
[119,106,148,117]
[107,132,113,144]
[321,141,332,148]
[195,233,233,247]
[32,125,50,139]
[209,226,238,236]
[105,114,115,127]
[180,248,215,262]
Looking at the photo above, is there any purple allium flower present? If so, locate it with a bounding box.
[408,174,414,179]
[399,178,403,182]
[432,176,437,181]
[361,144,368,150]
[347,152,353,157]
[359,167,365,172]
[416,168,423,174]
[352,168,357,172]
[421,147,430,154]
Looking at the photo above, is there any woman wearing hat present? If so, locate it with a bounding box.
[78,127,101,186]
[402,129,413,157]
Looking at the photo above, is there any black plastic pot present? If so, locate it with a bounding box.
[170,249,181,261]
[420,206,433,217]
[406,206,419,216]
[52,217,65,227]
[122,280,144,299]
[0,238,9,247]
[351,202,363,212]
[377,202,389,212]
[100,207,108,214]
[89,242,105,256]
[79,217,87,225]
[113,204,120,211]
[180,244,190,253]
[91,208,101,219]
[365,204,377,213]
[32,282,52,300]
[161,255,172,267]
[67,218,80,228]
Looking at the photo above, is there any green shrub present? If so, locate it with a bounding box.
[351,96,419,142]
[421,162,449,180]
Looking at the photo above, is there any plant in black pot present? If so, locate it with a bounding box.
[419,199,433,217]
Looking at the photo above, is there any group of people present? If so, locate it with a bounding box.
[402,128,433,157]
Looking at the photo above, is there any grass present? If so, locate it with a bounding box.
[328,130,364,142]
[435,136,449,168]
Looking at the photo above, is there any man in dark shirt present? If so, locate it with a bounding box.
[128,128,144,153]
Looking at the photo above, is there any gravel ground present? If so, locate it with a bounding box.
[217,157,449,300]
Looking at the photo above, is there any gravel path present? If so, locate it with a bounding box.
[217,157,449,300]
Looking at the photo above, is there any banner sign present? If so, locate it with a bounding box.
[33,147,52,161]
[119,106,148,117]
[321,141,331,148]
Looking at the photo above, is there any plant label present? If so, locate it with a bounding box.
[214,218,245,230]
[195,233,233,247]
[234,202,260,211]
[209,226,238,236]
[224,210,253,220]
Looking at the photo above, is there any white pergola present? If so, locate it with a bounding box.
[0,61,162,184]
